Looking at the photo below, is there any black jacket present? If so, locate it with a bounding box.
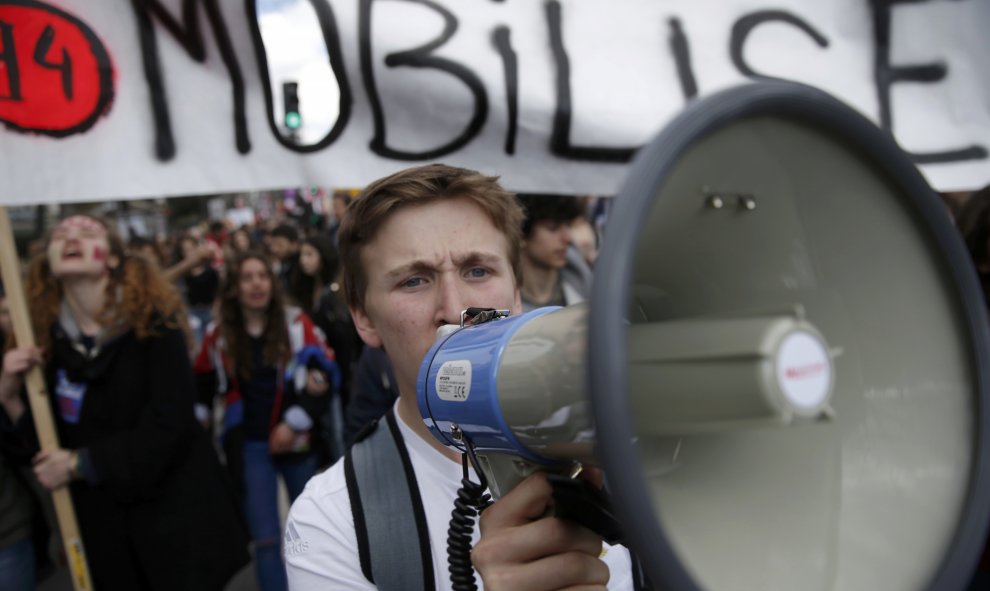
[22,322,249,590]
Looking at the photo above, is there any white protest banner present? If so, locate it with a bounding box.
[0,0,987,206]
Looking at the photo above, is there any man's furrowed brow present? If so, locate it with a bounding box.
[384,260,437,280]
[453,251,503,267]
[383,251,505,280]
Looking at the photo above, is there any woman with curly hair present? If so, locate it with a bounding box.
[0,214,248,590]
[194,250,338,591]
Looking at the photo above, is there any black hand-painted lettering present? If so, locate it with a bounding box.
[131,0,175,160]
[145,0,204,59]
[360,0,487,160]
[33,25,73,100]
[668,17,697,101]
[870,0,986,164]
[492,25,517,155]
[730,10,829,81]
[545,0,636,162]
[0,21,22,101]
[129,0,249,161]
[202,0,248,154]
[247,0,352,153]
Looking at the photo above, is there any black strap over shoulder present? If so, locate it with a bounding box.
[344,410,435,591]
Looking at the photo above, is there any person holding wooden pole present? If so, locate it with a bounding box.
[0,283,41,591]
[0,214,249,590]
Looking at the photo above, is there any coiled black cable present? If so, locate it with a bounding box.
[447,437,492,591]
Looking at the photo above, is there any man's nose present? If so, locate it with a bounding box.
[434,276,466,327]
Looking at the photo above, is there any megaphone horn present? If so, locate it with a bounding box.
[592,80,990,591]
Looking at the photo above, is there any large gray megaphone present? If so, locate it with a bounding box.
[416,81,990,590]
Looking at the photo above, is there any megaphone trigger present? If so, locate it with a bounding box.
[545,472,625,547]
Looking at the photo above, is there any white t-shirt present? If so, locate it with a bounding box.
[285,404,634,590]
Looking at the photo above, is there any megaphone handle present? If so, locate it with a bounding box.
[546,473,626,546]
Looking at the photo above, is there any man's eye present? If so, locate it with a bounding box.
[402,277,425,288]
[467,267,489,279]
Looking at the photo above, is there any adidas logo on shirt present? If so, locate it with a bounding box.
[284,521,309,556]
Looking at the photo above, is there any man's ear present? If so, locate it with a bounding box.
[350,305,383,348]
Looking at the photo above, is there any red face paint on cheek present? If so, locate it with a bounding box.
[92,245,106,262]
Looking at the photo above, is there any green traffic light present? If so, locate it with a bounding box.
[285,111,301,130]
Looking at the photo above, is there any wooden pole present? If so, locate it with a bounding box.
[0,207,94,591]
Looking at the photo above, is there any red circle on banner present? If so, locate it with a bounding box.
[0,1,114,135]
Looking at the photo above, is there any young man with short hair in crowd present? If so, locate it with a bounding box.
[516,194,593,312]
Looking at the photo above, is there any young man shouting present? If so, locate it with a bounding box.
[285,164,634,591]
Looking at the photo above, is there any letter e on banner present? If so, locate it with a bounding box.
[0,0,114,137]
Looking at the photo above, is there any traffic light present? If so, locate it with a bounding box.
[283,81,301,130]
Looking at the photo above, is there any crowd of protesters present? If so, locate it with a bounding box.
[0,184,611,590]
[0,195,363,590]
[9,175,990,590]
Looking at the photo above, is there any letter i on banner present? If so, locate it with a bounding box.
[0,208,94,591]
